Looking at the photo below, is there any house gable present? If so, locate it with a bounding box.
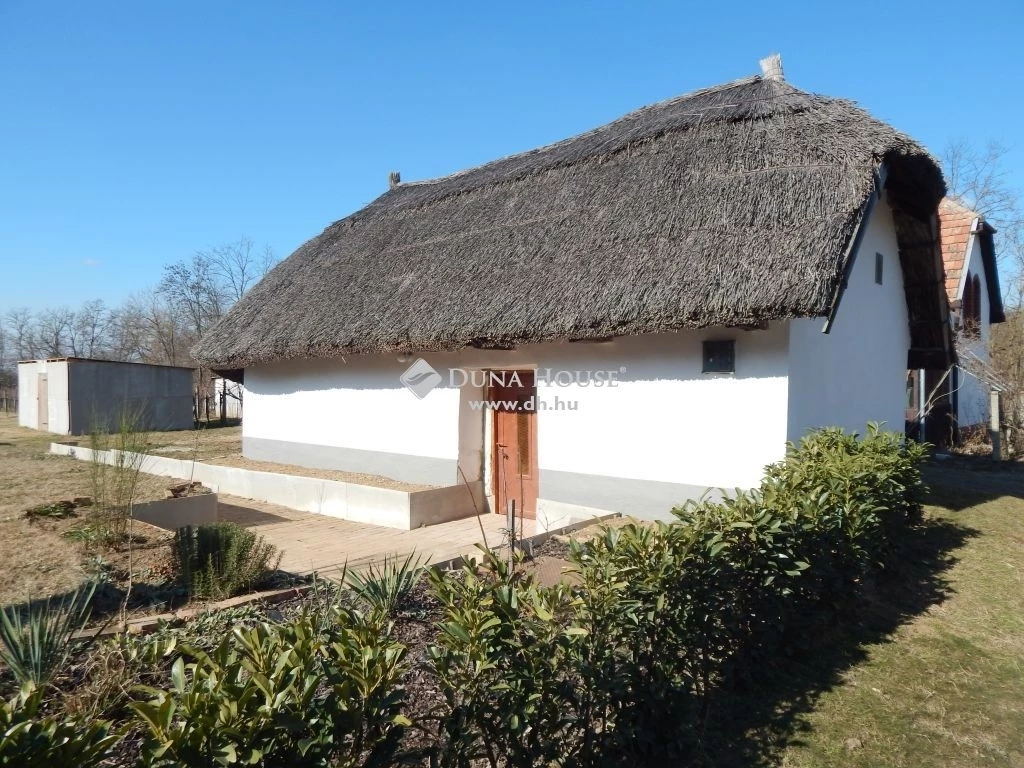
[938,197,1005,324]
[787,196,911,438]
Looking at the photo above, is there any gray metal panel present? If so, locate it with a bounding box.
[67,360,194,434]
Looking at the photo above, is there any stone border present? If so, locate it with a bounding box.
[73,584,314,641]
[51,442,480,530]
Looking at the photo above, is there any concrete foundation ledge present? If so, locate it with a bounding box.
[50,443,481,531]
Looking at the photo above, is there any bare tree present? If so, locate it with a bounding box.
[35,307,75,358]
[120,291,190,367]
[943,139,1024,303]
[0,324,10,387]
[205,237,275,304]
[5,308,36,361]
[73,299,112,358]
[158,253,224,340]
[4,236,273,417]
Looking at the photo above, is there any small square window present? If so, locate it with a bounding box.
[875,252,884,285]
[702,340,735,374]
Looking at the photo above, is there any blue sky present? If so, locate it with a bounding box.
[2,0,1022,310]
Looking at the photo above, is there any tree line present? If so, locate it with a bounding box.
[0,238,275,390]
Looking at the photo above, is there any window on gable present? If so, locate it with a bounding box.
[875,252,884,285]
[702,340,735,374]
[961,273,982,337]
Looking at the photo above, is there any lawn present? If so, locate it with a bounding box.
[702,461,1024,767]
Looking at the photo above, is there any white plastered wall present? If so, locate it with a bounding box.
[787,196,911,439]
[243,326,791,493]
[955,233,992,428]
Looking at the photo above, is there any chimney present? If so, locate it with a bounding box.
[388,171,401,189]
[759,53,784,81]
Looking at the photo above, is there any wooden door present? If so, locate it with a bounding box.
[37,373,48,431]
[490,370,538,518]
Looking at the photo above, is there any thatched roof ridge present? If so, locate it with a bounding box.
[194,74,946,370]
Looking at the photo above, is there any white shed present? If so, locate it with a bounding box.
[17,358,195,435]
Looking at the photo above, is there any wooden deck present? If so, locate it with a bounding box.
[218,495,525,577]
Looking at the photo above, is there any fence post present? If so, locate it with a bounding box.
[990,389,1001,461]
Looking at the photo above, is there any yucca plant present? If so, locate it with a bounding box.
[0,581,98,688]
[346,552,423,619]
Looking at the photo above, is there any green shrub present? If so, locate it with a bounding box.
[761,423,929,595]
[0,684,118,767]
[131,607,408,767]
[426,550,582,766]
[420,425,927,764]
[0,581,98,689]
[172,522,281,601]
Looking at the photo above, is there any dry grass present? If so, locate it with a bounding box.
[147,421,243,461]
[0,413,183,608]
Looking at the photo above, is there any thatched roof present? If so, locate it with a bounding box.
[195,72,949,372]
[937,198,1005,322]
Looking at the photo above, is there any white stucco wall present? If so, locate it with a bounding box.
[17,360,70,434]
[245,356,463,467]
[787,196,911,439]
[956,233,992,428]
[244,326,791,495]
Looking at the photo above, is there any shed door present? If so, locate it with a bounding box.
[37,373,48,430]
[490,370,538,519]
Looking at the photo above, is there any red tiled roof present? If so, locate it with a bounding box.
[937,197,980,304]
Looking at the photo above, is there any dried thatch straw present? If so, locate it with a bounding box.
[194,74,946,371]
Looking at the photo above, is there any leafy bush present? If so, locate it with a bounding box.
[426,550,583,766]
[131,606,408,767]
[0,684,117,766]
[760,423,929,602]
[172,522,281,600]
[420,425,927,764]
[0,581,98,689]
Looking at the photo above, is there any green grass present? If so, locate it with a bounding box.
[698,463,1024,767]
[782,482,1023,767]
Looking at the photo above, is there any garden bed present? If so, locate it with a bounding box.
[7,425,1023,767]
